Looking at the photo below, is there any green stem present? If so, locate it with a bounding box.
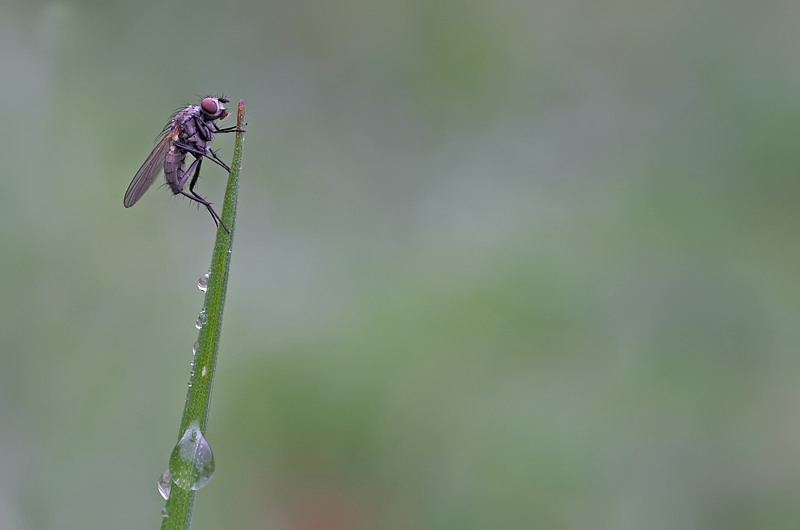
[161,100,246,530]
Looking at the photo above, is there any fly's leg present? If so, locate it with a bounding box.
[171,141,211,160]
[173,141,231,173]
[205,148,231,173]
[213,123,246,134]
[175,157,200,192]
[178,188,226,232]
[177,156,230,233]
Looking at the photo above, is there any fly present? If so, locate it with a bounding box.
[124,96,243,232]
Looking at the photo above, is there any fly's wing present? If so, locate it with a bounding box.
[123,128,179,207]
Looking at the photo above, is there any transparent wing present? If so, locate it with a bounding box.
[123,129,178,208]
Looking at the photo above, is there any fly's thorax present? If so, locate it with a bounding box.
[183,118,198,138]
[173,106,196,126]
[178,120,213,150]
[194,115,214,143]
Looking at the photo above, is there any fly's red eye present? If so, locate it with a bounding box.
[201,98,219,115]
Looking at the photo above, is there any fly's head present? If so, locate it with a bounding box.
[199,96,230,121]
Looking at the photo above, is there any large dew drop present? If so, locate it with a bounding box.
[157,469,172,500]
[168,422,215,491]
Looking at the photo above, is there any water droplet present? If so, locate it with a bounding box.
[195,310,207,330]
[192,341,199,355]
[158,469,172,500]
[168,422,215,491]
[197,273,209,292]
[161,507,169,519]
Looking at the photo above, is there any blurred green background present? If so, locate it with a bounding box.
[2,0,799,528]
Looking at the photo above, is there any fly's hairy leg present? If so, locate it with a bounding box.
[177,156,229,233]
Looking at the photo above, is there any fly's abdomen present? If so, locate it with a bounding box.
[164,147,185,195]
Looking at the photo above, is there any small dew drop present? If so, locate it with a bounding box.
[158,469,172,500]
[192,341,199,355]
[195,310,207,330]
[169,422,216,491]
[197,273,209,292]
[161,507,169,519]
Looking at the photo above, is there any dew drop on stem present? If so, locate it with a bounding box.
[168,422,216,491]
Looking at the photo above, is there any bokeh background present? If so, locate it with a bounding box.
[1,0,799,528]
